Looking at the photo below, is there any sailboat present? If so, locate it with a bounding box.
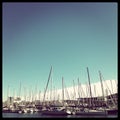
[41,67,71,116]
[101,77,118,115]
[75,67,107,116]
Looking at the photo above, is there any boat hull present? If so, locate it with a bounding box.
[41,110,69,116]
[2,110,19,113]
[75,110,107,116]
[106,109,118,115]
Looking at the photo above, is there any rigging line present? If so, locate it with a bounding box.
[101,72,116,106]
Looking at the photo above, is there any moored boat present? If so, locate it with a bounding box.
[106,108,118,115]
[75,109,107,116]
[41,107,72,116]
[41,109,71,116]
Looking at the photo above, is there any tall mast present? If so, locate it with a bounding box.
[7,85,9,106]
[39,90,41,103]
[53,86,55,102]
[110,80,113,94]
[86,67,92,107]
[42,66,52,105]
[94,85,96,97]
[78,79,86,98]
[99,70,108,114]
[24,86,26,101]
[99,71,105,101]
[78,78,81,105]
[79,81,86,106]
[31,90,33,102]
[86,82,89,98]
[34,84,37,103]
[13,88,15,99]
[50,76,52,101]
[62,77,64,106]
[19,81,21,98]
[73,80,76,100]
[64,83,70,100]
[101,73,116,107]
[29,86,31,102]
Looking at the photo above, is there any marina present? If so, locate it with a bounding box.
[3,3,117,118]
[2,67,118,118]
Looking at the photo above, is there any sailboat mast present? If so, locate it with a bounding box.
[39,90,41,103]
[34,84,37,103]
[7,85,9,106]
[86,67,92,107]
[79,82,86,106]
[50,76,52,101]
[110,80,113,94]
[65,83,70,100]
[99,71,105,101]
[99,70,107,114]
[53,86,55,102]
[101,73,116,107]
[62,77,64,106]
[24,87,26,101]
[42,66,52,105]
[94,85,96,97]
[19,81,21,98]
[73,80,76,100]
[78,78,81,105]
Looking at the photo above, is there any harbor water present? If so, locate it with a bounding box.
[2,113,117,118]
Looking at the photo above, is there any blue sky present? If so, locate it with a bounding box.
[2,2,117,101]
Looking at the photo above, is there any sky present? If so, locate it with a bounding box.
[2,2,117,102]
